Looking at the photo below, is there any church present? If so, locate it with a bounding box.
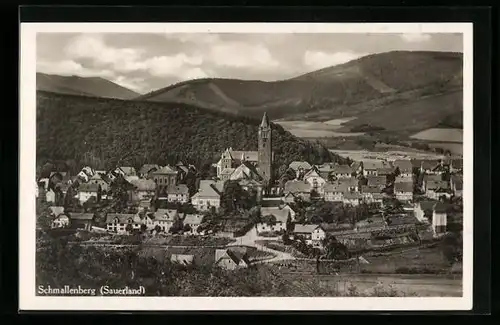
[215,112,274,194]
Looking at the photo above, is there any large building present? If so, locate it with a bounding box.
[216,113,273,188]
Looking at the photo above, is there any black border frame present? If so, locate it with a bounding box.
[4,5,493,317]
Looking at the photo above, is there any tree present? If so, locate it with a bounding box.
[441,232,462,265]
[140,224,147,233]
[261,214,277,226]
[323,235,350,260]
[183,224,192,233]
[125,223,133,233]
[154,225,162,233]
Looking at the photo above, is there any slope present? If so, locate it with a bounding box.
[36,72,140,100]
[135,51,463,130]
[36,91,346,177]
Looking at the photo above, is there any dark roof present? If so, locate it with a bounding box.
[166,184,189,195]
[394,182,413,193]
[361,185,383,194]
[139,164,159,175]
[367,175,387,187]
[129,178,157,191]
[284,180,310,193]
[451,159,463,169]
[106,213,141,224]
[421,160,440,170]
[260,112,270,128]
[260,207,290,223]
[433,201,448,213]
[393,159,413,173]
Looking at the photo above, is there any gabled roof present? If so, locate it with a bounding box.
[426,180,450,190]
[293,224,319,234]
[361,185,383,194]
[421,160,440,170]
[284,180,310,193]
[78,183,100,192]
[192,180,221,199]
[153,208,177,221]
[229,150,258,162]
[288,161,312,171]
[129,178,157,191]
[331,165,354,174]
[260,206,290,223]
[323,181,349,193]
[166,184,189,195]
[393,159,413,173]
[416,200,438,212]
[433,201,448,213]
[70,213,95,221]
[106,213,141,224]
[303,167,322,179]
[183,214,203,225]
[362,160,385,170]
[394,182,413,193]
[153,165,178,175]
[423,174,443,182]
[367,175,387,187]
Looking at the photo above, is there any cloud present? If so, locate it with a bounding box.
[303,51,367,70]
[64,34,145,72]
[164,33,221,44]
[209,42,280,69]
[37,59,116,79]
[400,33,432,43]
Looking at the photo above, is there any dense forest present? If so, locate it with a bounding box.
[36,91,346,177]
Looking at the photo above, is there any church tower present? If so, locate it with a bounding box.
[258,112,272,185]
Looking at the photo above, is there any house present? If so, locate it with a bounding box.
[361,185,383,203]
[106,213,143,233]
[215,249,250,270]
[128,178,157,201]
[432,201,448,235]
[420,160,442,174]
[450,175,463,197]
[422,174,443,192]
[303,167,326,194]
[292,224,325,246]
[216,147,259,177]
[330,164,354,179]
[51,214,70,229]
[238,179,264,201]
[151,209,177,232]
[80,166,95,177]
[138,164,160,179]
[376,161,395,177]
[38,177,50,191]
[175,161,191,182]
[77,183,101,204]
[70,213,95,231]
[366,175,387,189]
[152,165,178,189]
[343,192,362,206]
[182,214,203,235]
[166,184,190,203]
[191,180,223,212]
[283,180,312,202]
[393,159,413,178]
[361,160,385,176]
[323,182,347,202]
[88,173,109,192]
[115,166,137,177]
[450,159,463,174]
[170,254,194,266]
[257,206,291,233]
[220,168,235,182]
[425,180,451,200]
[394,182,414,202]
[288,161,312,173]
[395,175,413,184]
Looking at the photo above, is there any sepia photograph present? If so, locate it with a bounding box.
[19,22,472,311]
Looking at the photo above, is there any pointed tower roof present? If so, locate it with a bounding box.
[260,112,270,128]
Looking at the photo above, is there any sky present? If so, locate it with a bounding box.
[37,32,463,94]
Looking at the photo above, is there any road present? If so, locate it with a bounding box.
[227,227,295,263]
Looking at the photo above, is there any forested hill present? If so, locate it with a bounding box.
[36,91,346,176]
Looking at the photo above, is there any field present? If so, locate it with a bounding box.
[276,118,365,138]
[410,128,463,143]
[428,142,463,155]
[329,148,444,162]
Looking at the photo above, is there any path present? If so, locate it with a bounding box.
[227,227,295,263]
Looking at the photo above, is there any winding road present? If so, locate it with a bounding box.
[227,227,295,263]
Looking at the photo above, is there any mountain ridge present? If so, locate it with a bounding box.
[36,72,140,100]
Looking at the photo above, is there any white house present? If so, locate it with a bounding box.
[51,214,70,229]
[183,214,203,235]
[191,180,222,212]
[303,168,326,194]
[323,182,347,202]
[166,184,190,203]
[432,201,448,235]
[393,159,413,178]
[152,209,177,232]
[106,213,142,234]
[343,192,362,206]
[215,249,250,270]
[128,178,157,201]
[394,182,414,202]
[257,206,290,234]
[77,183,100,204]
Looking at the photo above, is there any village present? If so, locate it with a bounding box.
[36,113,464,271]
